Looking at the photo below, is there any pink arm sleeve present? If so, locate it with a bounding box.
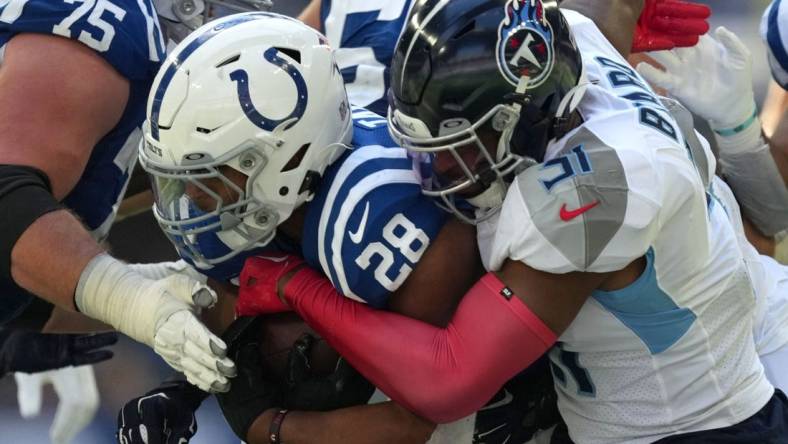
[277,267,557,423]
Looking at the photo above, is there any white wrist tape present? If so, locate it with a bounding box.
[127,260,207,284]
[75,254,188,347]
[714,115,763,157]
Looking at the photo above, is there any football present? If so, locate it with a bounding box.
[256,312,341,380]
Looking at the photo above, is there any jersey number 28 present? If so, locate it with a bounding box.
[355,213,429,292]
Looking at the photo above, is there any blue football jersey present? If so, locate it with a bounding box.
[169,107,445,307]
[301,106,446,308]
[0,0,166,238]
[0,0,165,323]
[320,0,412,116]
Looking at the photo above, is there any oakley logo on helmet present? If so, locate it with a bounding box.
[496,0,555,88]
[229,47,308,131]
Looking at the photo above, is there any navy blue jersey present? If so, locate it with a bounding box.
[301,106,446,307]
[0,0,165,323]
[320,0,411,116]
[0,0,166,238]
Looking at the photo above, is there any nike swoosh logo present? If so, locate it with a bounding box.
[559,200,600,222]
[477,423,507,439]
[349,202,370,244]
[479,389,514,411]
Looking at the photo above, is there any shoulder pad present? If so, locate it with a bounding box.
[350,106,396,147]
[500,127,663,273]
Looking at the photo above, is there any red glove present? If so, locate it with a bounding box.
[235,255,305,316]
[632,0,711,53]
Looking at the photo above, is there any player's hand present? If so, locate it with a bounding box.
[15,365,100,444]
[141,274,235,393]
[236,255,306,316]
[117,378,207,444]
[0,330,116,376]
[284,333,375,411]
[153,308,235,393]
[76,256,234,393]
[473,358,560,444]
[636,27,755,131]
[215,317,283,441]
[632,0,710,53]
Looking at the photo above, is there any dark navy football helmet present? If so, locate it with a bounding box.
[387,0,585,222]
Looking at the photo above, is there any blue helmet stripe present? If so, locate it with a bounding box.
[149,12,274,140]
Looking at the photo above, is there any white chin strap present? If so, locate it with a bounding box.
[465,180,507,210]
[555,64,590,119]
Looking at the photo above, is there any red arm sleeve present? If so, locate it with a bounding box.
[241,258,557,423]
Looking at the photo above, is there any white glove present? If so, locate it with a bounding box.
[14,365,99,444]
[127,260,214,306]
[75,254,235,393]
[636,27,757,132]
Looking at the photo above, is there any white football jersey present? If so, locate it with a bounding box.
[477,10,773,444]
[709,175,788,360]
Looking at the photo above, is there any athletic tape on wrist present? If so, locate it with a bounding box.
[714,108,759,137]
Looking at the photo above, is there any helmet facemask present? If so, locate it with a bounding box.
[140,134,279,268]
[389,97,532,224]
[155,0,274,43]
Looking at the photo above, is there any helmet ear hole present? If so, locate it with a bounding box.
[275,47,301,64]
[281,143,310,172]
[452,20,476,40]
[215,53,241,68]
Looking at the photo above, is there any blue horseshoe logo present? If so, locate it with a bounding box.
[229,47,308,131]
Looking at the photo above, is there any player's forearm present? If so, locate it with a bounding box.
[562,0,643,57]
[10,210,102,310]
[719,140,788,237]
[766,110,788,187]
[247,403,435,444]
[42,306,111,334]
[387,219,484,327]
[297,0,322,31]
[263,267,555,423]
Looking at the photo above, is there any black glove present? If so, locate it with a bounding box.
[473,356,560,444]
[117,376,207,444]
[0,328,117,377]
[284,333,375,411]
[216,316,283,441]
[116,316,272,444]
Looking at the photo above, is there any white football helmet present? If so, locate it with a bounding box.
[139,12,351,267]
